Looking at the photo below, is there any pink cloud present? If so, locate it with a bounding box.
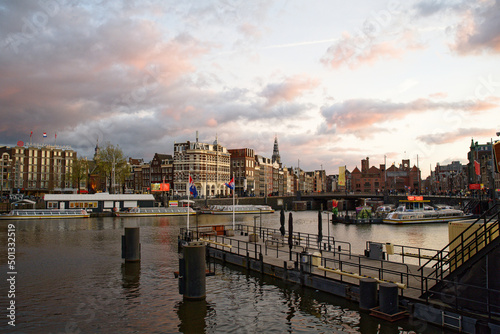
[261,75,320,107]
[429,92,448,99]
[206,118,218,127]
[321,30,425,69]
[320,97,498,134]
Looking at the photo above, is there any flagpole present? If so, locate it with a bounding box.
[187,172,190,233]
[232,174,235,230]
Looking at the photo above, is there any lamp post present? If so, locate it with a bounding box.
[324,211,331,251]
[492,133,499,201]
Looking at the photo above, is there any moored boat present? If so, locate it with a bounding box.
[383,196,472,224]
[201,205,274,215]
[0,209,90,219]
[115,206,196,217]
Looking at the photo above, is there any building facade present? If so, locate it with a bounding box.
[467,139,499,198]
[0,144,76,196]
[351,157,421,194]
[228,148,256,197]
[173,136,231,198]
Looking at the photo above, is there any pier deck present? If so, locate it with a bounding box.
[192,228,434,301]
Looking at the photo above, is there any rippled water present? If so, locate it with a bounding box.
[0,212,452,333]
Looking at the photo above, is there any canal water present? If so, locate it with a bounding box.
[0,212,454,333]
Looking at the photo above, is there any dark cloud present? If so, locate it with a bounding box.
[453,0,500,54]
[412,0,500,54]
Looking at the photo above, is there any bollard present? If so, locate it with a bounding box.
[379,283,398,315]
[359,278,378,310]
[122,227,140,262]
[182,241,206,300]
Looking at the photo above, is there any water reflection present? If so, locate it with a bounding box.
[121,262,141,294]
[176,299,213,333]
[0,214,452,333]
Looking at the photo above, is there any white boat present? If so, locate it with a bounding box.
[200,205,275,215]
[115,206,196,217]
[383,197,472,224]
[0,209,90,219]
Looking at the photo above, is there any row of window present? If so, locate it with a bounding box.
[69,202,98,208]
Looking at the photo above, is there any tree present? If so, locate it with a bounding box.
[71,157,89,192]
[95,142,129,194]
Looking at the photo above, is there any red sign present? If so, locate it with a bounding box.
[17,140,24,147]
[407,196,414,201]
[469,184,481,190]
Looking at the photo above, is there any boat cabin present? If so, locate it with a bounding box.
[396,196,433,212]
[44,193,155,213]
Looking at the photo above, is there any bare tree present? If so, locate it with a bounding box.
[71,157,89,192]
[95,142,129,194]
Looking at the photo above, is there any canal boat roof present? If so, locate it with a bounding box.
[44,193,155,201]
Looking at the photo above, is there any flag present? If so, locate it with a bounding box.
[225,177,235,190]
[474,160,480,176]
[189,176,198,198]
[55,133,57,139]
[43,132,47,138]
[30,131,33,138]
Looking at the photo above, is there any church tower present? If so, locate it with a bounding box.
[272,135,281,164]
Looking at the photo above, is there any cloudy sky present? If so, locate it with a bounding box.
[1,0,499,177]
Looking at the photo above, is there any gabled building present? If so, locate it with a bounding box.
[351,157,421,194]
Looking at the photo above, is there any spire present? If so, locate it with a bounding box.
[272,134,281,164]
[94,138,100,159]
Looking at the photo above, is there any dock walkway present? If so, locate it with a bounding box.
[189,225,434,301]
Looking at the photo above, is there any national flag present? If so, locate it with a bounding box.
[225,177,235,190]
[474,160,480,176]
[30,131,33,138]
[43,132,47,138]
[55,133,57,139]
[189,176,198,198]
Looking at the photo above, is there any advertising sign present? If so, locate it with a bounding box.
[338,166,345,186]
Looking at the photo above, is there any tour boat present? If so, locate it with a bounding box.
[383,196,472,224]
[200,205,275,215]
[115,206,196,217]
[0,209,90,219]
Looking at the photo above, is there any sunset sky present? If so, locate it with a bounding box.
[1,0,499,177]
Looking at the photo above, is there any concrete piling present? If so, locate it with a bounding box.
[179,241,206,300]
[122,227,140,262]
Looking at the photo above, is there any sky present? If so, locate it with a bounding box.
[1,0,499,178]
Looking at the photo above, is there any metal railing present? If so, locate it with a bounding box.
[419,203,499,281]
